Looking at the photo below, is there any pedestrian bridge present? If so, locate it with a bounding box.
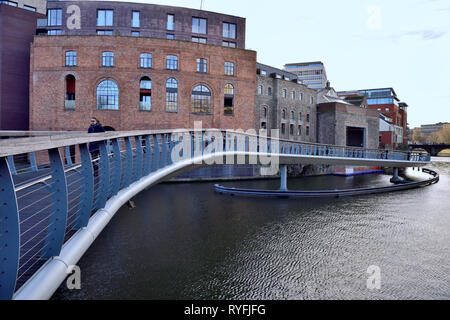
[0,129,430,300]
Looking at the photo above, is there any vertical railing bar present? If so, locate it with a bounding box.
[73,143,94,230]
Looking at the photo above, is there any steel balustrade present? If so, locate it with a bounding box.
[0,129,431,300]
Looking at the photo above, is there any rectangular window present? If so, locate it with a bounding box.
[290,124,294,136]
[131,11,140,28]
[97,30,114,35]
[306,126,310,136]
[192,37,207,44]
[166,55,178,70]
[167,14,175,31]
[222,41,236,48]
[197,58,207,73]
[307,114,310,123]
[298,125,302,136]
[1,1,18,7]
[132,31,140,37]
[192,17,207,34]
[48,9,62,26]
[281,124,286,135]
[167,34,175,40]
[224,62,235,76]
[140,53,152,69]
[223,22,236,39]
[65,51,77,66]
[102,52,114,67]
[48,29,62,35]
[24,5,36,12]
[97,9,114,27]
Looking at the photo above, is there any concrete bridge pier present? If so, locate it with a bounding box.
[280,165,288,191]
[390,167,402,184]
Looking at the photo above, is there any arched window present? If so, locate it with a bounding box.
[140,53,152,69]
[166,78,178,112]
[262,106,267,118]
[139,77,151,111]
[192,85,211,114]
[65,75,76,109]
[291,111,295,120]
[97,80,119,110]
[224,84,234,115]
[282,109,286,120]
[268,87,272,96]
[102,52,114,67]
[166,55,178,70]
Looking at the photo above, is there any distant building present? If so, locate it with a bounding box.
[255,63,317,142]
[0,2,45,130]
[379,113,403,148]
[420,122,449,136]
[283,62,328,90]
[338,88,408,145]
[0,0,46,14]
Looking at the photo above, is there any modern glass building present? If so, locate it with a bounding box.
[283,62,328,90]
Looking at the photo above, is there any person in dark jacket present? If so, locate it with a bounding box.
[88,117,106,175]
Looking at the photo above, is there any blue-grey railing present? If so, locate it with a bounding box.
[0,129,430,299]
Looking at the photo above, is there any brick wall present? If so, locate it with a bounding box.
[30,35,257,132]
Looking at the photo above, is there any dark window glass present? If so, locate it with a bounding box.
[306,126,310,136]
[166,78,178,112]
[139,77,151,111]
[224,84,234,115]
[222,41,236,48]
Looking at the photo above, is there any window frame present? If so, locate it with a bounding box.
[65,51,77,67]
[166,55,178,70]
[101,52,114,67]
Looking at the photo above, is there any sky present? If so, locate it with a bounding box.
[106,0,450,128]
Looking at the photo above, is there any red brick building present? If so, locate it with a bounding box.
[29,35,257,132]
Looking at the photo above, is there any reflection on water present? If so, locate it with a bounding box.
[53,160,450,300]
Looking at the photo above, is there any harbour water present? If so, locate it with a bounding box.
[53,158,450,300]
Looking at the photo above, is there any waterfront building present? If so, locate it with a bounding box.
[255,63,317,143]
[419,122,449,136]
[338,88,408,145]
[379,113,403,148]
[0,1,45,130]
[283,61,328,90]
[29,1,256,132]
[316,102,380,149]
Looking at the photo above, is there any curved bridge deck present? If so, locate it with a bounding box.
[0,129,431,300]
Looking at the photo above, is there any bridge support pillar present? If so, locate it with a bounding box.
[280,165,288,191]
[390,167,402,184]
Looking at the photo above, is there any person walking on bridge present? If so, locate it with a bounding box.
[88,117,106,175]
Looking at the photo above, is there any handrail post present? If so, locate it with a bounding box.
[152,135,160,172]
[41,148,68,259]
[0,157,20,300]
[29,152,38,172]
[143,135,152,176]
[110,139,122,197]
[94,141,110,210]
[122,137,133,189]
[6,156,16,176]
[73,144,94,230]
[134,136,143,182]
[161,134,169,168]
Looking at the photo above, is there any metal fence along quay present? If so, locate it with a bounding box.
[0,129,430,300]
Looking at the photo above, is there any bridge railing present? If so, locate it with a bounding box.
[0,129,430,299]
